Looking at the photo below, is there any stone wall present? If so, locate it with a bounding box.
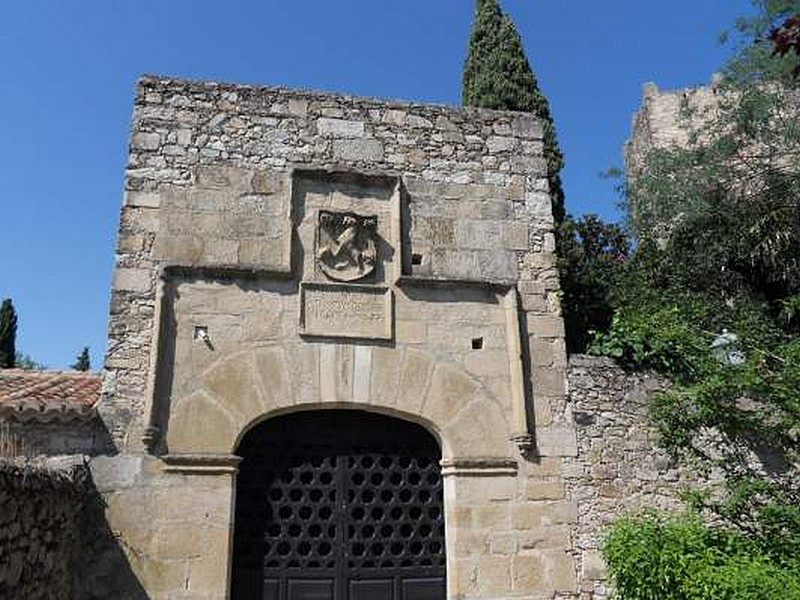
[0,457,89,599]
[102,75,565,456]
[565,355,699,599]
[1,419,108,458]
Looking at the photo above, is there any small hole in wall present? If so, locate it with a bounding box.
[471,338,484,350]
[411,253,423,266]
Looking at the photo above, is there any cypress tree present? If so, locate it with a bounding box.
[462,0,565,223]
[0,299,18,368]
[71,346,91,372]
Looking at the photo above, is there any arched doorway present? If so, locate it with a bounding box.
[231,410,447,600]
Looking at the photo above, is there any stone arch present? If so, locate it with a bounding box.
[165,343,512,460]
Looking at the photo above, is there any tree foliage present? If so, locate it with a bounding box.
[596,0,800,585]
[71,346,91,372]
[14,352,45,371]
[557,215,629,353]
[462,0,565,223]
[0,299,17,369]
[603,512,800,599]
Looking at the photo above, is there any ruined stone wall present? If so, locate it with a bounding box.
[624,78,723,234]
[0,458,89,599]
[624,78,722,182]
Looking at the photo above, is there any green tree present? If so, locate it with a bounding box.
[0,299,17,368]
[14,352,45,370]
[595,0,800,578]
[557,215,629,353]
[71,346,91,372]
[462,0,565,223]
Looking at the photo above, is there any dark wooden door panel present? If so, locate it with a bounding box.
[231,411,446,600]
[401,578,446,600]
[287,579,335,600]
[349,579,393,600]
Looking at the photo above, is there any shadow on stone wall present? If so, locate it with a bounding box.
[74,475,149,600]
[0,457,148,600]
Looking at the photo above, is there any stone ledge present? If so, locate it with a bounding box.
[440,457,518,477]
[161,453,241,475]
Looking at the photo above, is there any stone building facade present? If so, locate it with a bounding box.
[93,74,577,600]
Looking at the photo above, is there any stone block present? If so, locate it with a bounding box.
[582,550,607,580]
[317,118,365,138]
[288,98,308,116]
[536,424,578,457]
[456,220,503,250]
[90,455,143,491]
[453,558,480,597]
[526,457,562,478]
[153,235,204,263]
[132,132,160,150]
[445,397,511,457]
[422,365,478,427]
[142,558,187,593]
[395,349,434,415]
[382,109,407,125]
[513,553,546,592]
[512,114,544,139]
[395,320,426,344]
[489,531,517,555]
[525,479,566,500]
[478,555,511,594]
[125,191,161,208]
[186,547,231,595]
[532,367,566,397]
[513,501,578,528]
[545,550,578,593]
[518,525,571,550]
[333,139,384,161]
[118,234,146,253]
[168,391,238,454]
[528,315,566,338]
[486,136,517,153]
[472,504,510,529]
[370,346,402,407]
[113,267,152,293]
[530,338,557,368]
[503,221,529,250]
[454,530,489,555]
[253,348,291,409]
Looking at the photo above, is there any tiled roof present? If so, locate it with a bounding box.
[0,369,100,423]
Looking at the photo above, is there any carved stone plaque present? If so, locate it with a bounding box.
[316,210,378,282]
[300,283,392,340]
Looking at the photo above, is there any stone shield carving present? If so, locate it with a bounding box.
[316,210,378,281]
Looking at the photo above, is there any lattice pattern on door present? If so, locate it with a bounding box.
[231,410,446,600]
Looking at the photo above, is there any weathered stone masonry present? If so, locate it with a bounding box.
[0,458,89,600]
[95,74,576,600]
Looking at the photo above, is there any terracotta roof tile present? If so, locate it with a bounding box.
[0,370,100,423]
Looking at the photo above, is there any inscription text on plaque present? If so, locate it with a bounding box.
[300,283,393,340]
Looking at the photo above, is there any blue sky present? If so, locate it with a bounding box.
[0,0,755,369]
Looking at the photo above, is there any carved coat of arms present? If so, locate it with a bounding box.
[317,211,378,281]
